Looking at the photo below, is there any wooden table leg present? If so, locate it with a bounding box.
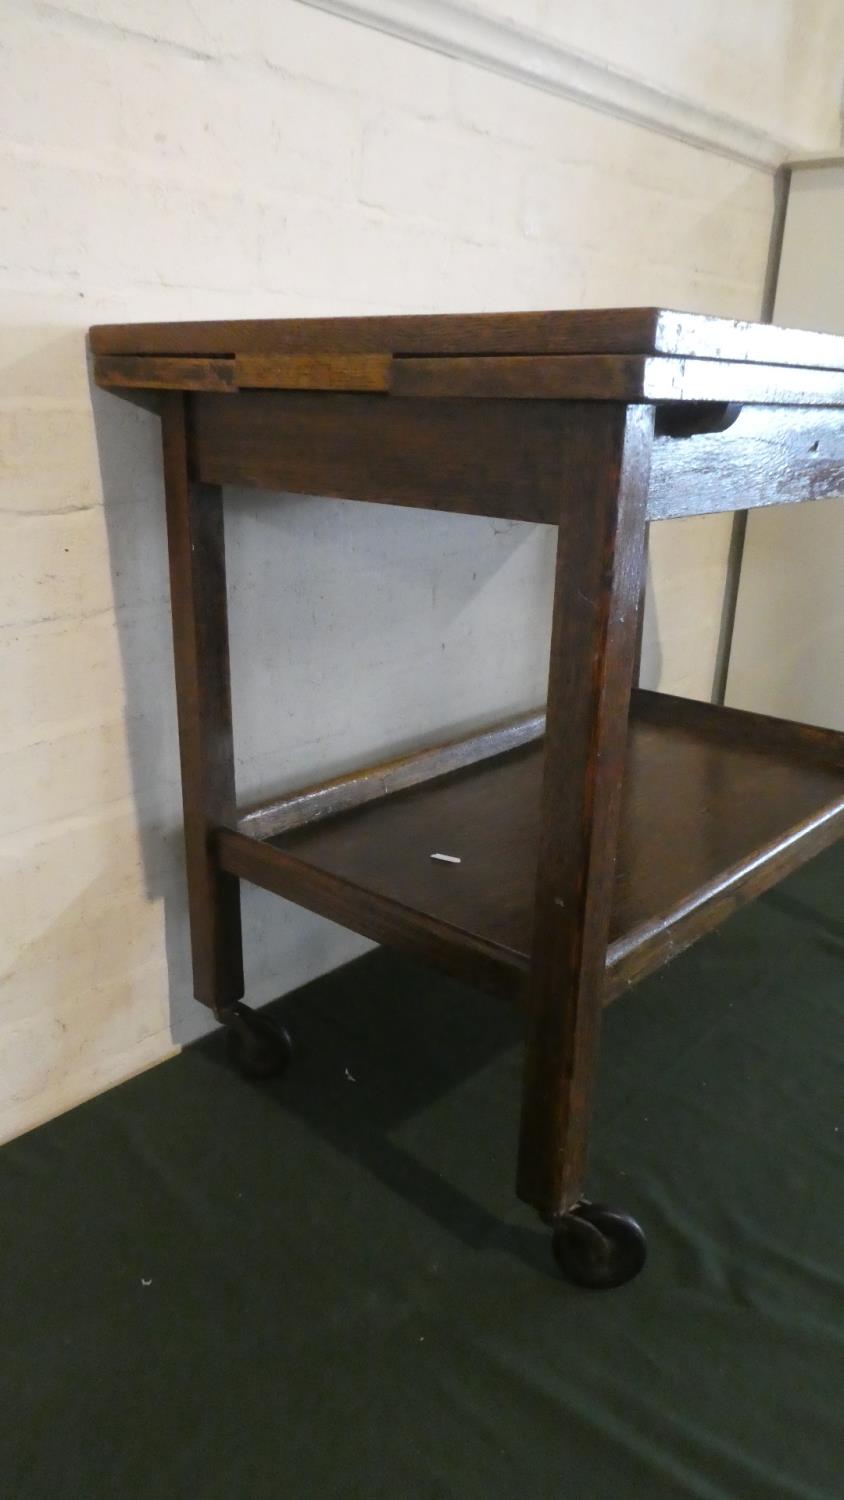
[161,392,244,1015]
[517,402,653,1287]
[162,393,292,1075]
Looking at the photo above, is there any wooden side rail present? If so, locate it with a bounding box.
[95,350,844,406]
[181,391,844,524]
[634,689,844,768]
[648,405,844,518]
[234,691,844,847]
[93,356,844,525]
[236,707,546,841]
[604,795,844,1000]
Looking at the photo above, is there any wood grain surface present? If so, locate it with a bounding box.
[649,404,844,517]
[219,697,844,1009]
[189,390,586,523]
[161,394,244,1010]
[390,354,844,405]
[90,306,844,370]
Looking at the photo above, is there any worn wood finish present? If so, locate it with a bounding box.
[234,353,391,391]
[190,391,580,524]
[94,349,844,408]
[517,404,653,1218]
[90,306,844,370]
[161,393,244,1010]
[94,352,391,393]
[649,404,844,519]
[391,353,844,405]
[222,694,844,1008]
[188,394,844,524]
[237,708,546,840]
[604,793,844,999]
[95,354,237,392]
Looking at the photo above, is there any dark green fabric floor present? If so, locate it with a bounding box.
[2,845,843,1500]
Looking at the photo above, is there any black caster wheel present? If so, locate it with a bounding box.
[551,1201,647,1290]
[222,1002,292,1081]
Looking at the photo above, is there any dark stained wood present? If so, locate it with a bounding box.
[237,707,545,840]
[91,305,844,1255]
[96,354,236,392]
[189,391,584,524]
[188,393,844,524]
[218,694,844,1008]
[649,404,844,519]
[91,307,661,357]
[635,687,844,768]
[222,744,540,995]
[391,354,844,405]
[604,790,844,999]
[90,306,844,371]
[93,352,391,393]
[217,825,518,998]
[517,404,653,1218]
[161,392,244,1011]
[234,353,391,391]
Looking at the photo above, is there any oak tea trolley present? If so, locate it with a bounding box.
[92,308,844,1288]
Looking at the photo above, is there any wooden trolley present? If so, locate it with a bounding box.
[92,308,844,1287]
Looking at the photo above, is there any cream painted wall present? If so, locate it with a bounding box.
[1,0,842,1141]
[519,0,844,144]
[727,161,844,727]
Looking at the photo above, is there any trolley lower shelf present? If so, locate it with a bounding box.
[218,690,844,1003]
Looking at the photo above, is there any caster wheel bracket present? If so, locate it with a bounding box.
[551,1200,647,1290]
[221,1001,292,1081]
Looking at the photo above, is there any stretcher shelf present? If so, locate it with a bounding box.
[217,692,844,1003]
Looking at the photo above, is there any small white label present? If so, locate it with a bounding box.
[430,852,461,864]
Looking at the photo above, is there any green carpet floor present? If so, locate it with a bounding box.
[2,844,843,1499]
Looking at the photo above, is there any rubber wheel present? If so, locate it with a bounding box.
[223,1003,292,1081]
[551,1201,647,1290]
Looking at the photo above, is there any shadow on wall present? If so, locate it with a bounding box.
[89,380,194,1041]
[638,539,663,691]
[90,373,556,1048]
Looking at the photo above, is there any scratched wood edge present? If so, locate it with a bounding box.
[95,354,237,392]
[237,688,844,843]
[391,354,844,405]
[95,349,844,406]
[648,406,844,519]
[239,690,844,845]
[89,308,844,371]
[604,794,844,1000]
[236,707,546,839]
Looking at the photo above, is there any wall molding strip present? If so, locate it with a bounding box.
[787,151,844,170]
[298,0,807,171]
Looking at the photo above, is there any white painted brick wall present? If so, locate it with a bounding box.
[1,0,842,1141]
